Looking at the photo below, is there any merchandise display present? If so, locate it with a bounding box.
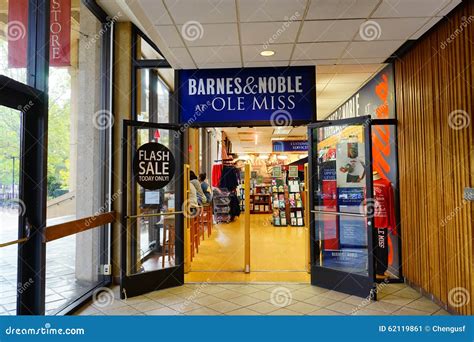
[250,185,271,214]
[288,179,304,226]
[271,178,287,226]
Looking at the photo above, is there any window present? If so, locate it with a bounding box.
[45,2,112,314]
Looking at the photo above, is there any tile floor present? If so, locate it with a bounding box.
[75,283,450,316]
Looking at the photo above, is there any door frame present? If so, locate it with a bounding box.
[308,115,376,298]
[120,119,185,299]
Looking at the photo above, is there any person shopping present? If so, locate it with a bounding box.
[190,170,207,205]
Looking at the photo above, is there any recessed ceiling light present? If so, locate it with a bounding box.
[260,50,275,57]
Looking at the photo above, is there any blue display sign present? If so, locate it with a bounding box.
[178,66,315,125]
[272,140,309,152]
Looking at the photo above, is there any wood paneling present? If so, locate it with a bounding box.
[395,0,473,315]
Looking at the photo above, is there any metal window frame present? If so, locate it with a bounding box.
[2,0,115,315]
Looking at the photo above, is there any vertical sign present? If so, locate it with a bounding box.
[7,0,71,68]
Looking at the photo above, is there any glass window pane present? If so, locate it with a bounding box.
[0,0,28,83]
[313,125,369,276]
[0,106,21,315]
[127,128,177,275]
[45,3,110,315]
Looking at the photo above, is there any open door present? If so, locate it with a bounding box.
[120,120,185,299]
[308,116,376,298]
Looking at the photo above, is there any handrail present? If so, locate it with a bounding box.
[44,211,116,242]
[311,210,368,218]
[126,211,183,219]
[0,237,28,248]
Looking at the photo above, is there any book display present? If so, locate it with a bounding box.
[271,178,288,226]
[288,178,304,226]
[250,185,272,214]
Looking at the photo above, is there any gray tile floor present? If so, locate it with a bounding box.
[75,283,450,316]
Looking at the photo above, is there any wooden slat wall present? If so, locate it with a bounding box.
[395,0,473,315]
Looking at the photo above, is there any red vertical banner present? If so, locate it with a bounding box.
[50,0,71,67]
[8,0,71,68]
[7,0,28,68]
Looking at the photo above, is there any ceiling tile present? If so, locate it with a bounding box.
[372,0,451,18]
[316,64,384,74]
[155,25,183,48]
[356,18,429,41]
[189,46,241,64]
[343,40,404,59]
[240,22,300,45]
[293,42,348,60]
[164,0,237,24]
[299,19,363,42]
[238,0,307,22]
[244,60,290,67]
[410,17,442,39]
[137,0,173,25]
[329,72,374,83]
[168,47,195,68]
[290,59,338,66]
[178,23,239,46]
[306,0,379,20]
[198,62,243,69]
[242,44,293,62]
[338,57,387,64]
[316,74,334,85]
[437,0,462,16]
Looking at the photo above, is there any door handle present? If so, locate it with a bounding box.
[311,210,368,218]
[0,218,32,248]
[126,211,184,219]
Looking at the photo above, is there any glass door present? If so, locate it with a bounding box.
[120,120,185,299]
[308,116,376,298]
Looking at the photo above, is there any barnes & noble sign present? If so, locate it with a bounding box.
[178,66,315,125]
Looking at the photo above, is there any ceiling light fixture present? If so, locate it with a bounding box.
[260,50,275,57]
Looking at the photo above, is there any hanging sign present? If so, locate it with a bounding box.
[288,166,299,178]
[272,140,308,152]
[178,66,315,125]
[272,165,282,178]
[133,143,175,190]
[7,0,71,68]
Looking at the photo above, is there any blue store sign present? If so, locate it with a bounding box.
[178,66,315,125]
